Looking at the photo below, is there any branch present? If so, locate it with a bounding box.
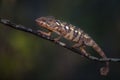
[0,18,120,62]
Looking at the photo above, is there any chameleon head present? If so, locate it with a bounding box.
[35,16,59,31]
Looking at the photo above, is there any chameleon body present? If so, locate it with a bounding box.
[36,16,109,76]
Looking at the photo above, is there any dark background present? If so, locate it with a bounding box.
[0,0,120,80]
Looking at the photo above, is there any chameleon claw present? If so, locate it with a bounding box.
[54,36,62,42]
[37,30,51,37]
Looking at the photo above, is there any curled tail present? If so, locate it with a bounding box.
[92,42,109,76]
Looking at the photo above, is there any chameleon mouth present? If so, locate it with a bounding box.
[35,17,58,32]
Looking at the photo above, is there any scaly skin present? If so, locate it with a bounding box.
[36,16,109,75]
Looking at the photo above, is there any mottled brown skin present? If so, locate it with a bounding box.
[36,16,109,76]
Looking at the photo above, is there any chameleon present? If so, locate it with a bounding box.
[35,16,109,76]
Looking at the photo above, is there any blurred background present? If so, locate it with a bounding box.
[0,0,120,80]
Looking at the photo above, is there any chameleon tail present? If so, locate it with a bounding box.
[92,42,109,76]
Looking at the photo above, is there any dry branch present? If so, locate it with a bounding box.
[0,18,120,62]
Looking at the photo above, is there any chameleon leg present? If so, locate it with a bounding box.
[72,43,82,48]
[54,35,62,42]
[37,30,52,37]
[72,40,89,56]
[54,31,65,42]
[79,46,89,56]
[72,40,83,48]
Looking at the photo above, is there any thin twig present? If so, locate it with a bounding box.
[0,18,120,62]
